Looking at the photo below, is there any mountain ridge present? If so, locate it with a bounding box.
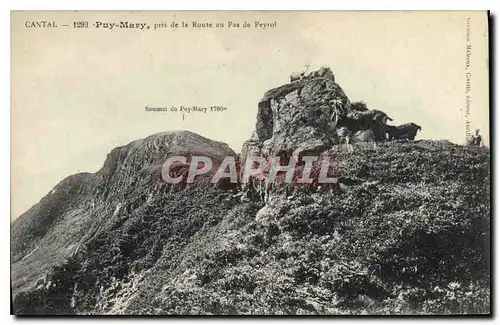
[11,67,491,315]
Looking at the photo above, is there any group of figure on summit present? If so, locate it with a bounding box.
[290,65,487,150]
[331,100,422,151]
[290,65,422,151]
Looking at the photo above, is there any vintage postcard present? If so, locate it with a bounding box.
[11,11,490,315]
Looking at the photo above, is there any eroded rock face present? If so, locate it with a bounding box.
[242,67,350,159]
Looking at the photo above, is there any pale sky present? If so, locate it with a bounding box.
[11,11,489,219]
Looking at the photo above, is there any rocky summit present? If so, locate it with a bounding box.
[11,131,235,296]
[11,67,490,315]
[242,67,349,160]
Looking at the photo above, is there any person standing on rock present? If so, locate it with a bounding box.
[468,129,484,147]
[329,98,344,127]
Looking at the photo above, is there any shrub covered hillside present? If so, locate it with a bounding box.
[12,139,490,315]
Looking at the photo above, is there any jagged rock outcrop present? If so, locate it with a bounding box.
[242,67,350,159]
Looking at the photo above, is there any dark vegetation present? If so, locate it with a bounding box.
[12,140,490,315]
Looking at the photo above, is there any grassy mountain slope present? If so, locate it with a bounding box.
[12,139,490,315]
